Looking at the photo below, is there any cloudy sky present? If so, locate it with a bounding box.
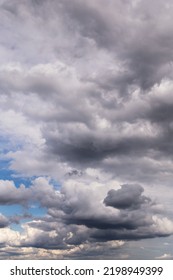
[0,0,173,260]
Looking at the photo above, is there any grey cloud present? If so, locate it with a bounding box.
[91,227,169,242]
[0,214,9,228]
[45,182,173,242]
[149,103,173,123]
[0,178,60,208]
[61,0,115,48]
[0,177,172,254]
[43,127,154,166]
[60,0,173,91]
[0,178,170,246]
[104,184,151,210]
[1,0,173,259]
[0,180,31,206]
[15,181,172,250]
[1,0,173,179]
[26,219,89,248]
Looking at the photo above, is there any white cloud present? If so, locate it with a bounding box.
[0,227,20,246]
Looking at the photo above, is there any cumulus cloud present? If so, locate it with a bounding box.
[0,0,173,258]
[104,184,151,210]
[57,182,173,241]
[0,227,20,246]
[0,180,30,205]
[0,178,172,256]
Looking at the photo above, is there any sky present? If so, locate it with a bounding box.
[0,0,173,260]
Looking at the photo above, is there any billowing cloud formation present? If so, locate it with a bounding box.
[0,0,173,259]
[104,184,151,210]
[0,178,173,259]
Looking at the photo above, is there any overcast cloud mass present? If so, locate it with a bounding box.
[0,0,173,259]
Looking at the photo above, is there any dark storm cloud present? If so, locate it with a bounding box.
[1,0,173,182]
[43,182,173,243]
[91,227,169,242]
[43,126,166,169]
[104,184,151,210]
[1,0,173,259]
[0,178,166,251]
[15,183,171,252]
[2,0,173,172]
[59,0,173,92]
[61,184,152,231]
[0,178,172,254]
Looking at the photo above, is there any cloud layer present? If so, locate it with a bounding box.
[0,0,173,259]
[0,178,173,259]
